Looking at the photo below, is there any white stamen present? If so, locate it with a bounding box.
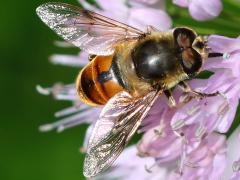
[219,92,227,99]
[50,54,86,67]
[39,124,55,132]
[195,124,207,140]
[36,85,51,95]
[137,129,142,134]
[38,107,92,132]
[79,147,87,153]
[154,129,162,136]
[57,125,65,133]
[179,137,187,175]
[184,160,199,168]
[144,163,157,173]
[54,106,81,118]
[172,119,185,131]
[218,101,230,116]
[187,106,200,115]
[54,41,74,48]
[233,160,240,172]
[223,53,230,59]
[56,120,89,133]
[55,94,77,101]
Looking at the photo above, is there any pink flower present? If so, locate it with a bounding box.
[204,35,240,132]
[137,35,240,178]
[130,0,161,5]
[173,0,223,21]
[138,95,228,177]
[79,0,172,31]
[97,134,226,180]
[223,126,240,179]
[37,1,240,179]
[171,133,227,180]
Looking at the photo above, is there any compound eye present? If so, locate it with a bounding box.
[181,48,202,76]
[173,28,197,48]
[177,33,191,48]
[182,48,195,69]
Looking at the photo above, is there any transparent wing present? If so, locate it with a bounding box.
[83,89,160,177]
[36,2,145,55]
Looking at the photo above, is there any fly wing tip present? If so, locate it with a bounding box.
[36,2,60,28]
[83,149,110,178]
[36,3,50,22]
[36,2,71,16]
[83,170,95,178]
[36,4,44,18]
[83,155,99,178]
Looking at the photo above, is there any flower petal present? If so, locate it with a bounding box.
[222,126,240,179]
[208,35,240,54]
[130,0,160,5]
[129,8,172,31]
[173,0,189,7]
[130,0,165,10]
[96,0,126,11]
[50,52,89,67]
[189,0,222,21]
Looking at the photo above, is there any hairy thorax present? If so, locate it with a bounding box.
[113,32,188,96]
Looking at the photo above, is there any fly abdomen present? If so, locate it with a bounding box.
[76,56,123,106]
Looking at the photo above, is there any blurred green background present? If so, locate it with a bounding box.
[1,0,86,180]
[1,0,240,180]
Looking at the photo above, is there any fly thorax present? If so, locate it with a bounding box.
[131,39,179,81]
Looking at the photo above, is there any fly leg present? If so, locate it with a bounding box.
[164,90,176,107]
[178,81,220,100]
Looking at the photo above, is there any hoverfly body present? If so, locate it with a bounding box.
[36,2,221,177]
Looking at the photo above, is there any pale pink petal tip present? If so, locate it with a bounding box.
[173,0,189,7]
[130,0,160,5]
[208,35,240,53]
[231,173,240,180]
[39,124,55,132]
[189,0,223,21]
[36,85,51,95]
[231,160,240,180]
[129,8,172,31]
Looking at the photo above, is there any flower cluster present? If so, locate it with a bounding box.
[173,0,222,21]
[92,35,240,179]
[131,0,223,21]
[38,0,240,179]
